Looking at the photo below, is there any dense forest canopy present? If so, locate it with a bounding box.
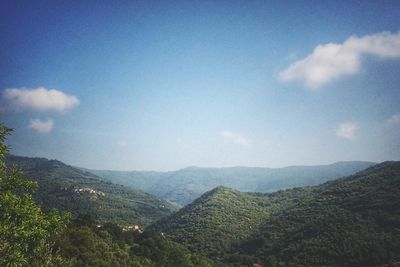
[152,162,400,266]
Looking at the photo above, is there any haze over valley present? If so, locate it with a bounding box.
[90,161,375,205]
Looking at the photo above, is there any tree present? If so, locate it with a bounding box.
[0,124,70,266]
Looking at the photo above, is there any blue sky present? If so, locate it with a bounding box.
[1,0,400,170]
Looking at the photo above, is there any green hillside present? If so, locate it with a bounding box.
[6,155,178,227]
[91,161,375,205]
[56,215,216,267]
[150,185,309,260]
[151,161,400,266]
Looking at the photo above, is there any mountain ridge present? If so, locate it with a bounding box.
[150,161,400,266]
[90,161,376,205]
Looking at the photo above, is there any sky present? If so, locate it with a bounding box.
[1,0,400,171]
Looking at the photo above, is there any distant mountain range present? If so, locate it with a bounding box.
[150,161,400,266]
[90,161,376,205]
[6,155,177,226]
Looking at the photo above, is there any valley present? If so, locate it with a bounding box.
[91,161,375,206]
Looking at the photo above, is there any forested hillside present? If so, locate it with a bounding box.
[91,161,375,205]
[151,161,400,266]
[149,185,310,261]
[6,155,177,226]
[56,215,217,267]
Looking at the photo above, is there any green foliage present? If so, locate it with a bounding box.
[0,124,70,267]
[242,161,400,267]
[6,155,178,226]
[57,216,217,267]
[152,162,400,266]
[1,125,215,267]
[92,162,375,205]
[150,186,308,260]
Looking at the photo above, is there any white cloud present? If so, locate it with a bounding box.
[1,87,79,112]
[28,118,54,133]
[388,113,400,124]
[221,130,251,146]
[279,31,400,89]
[335,122,357,140]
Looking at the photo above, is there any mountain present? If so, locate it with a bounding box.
[6,155,178,227]
[91,161,375,205]
[149,185,308,260]
[150,161,400,266]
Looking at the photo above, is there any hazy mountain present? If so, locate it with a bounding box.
[150,161,400,266]
[6,155,178,227]
[91,161,375,205]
